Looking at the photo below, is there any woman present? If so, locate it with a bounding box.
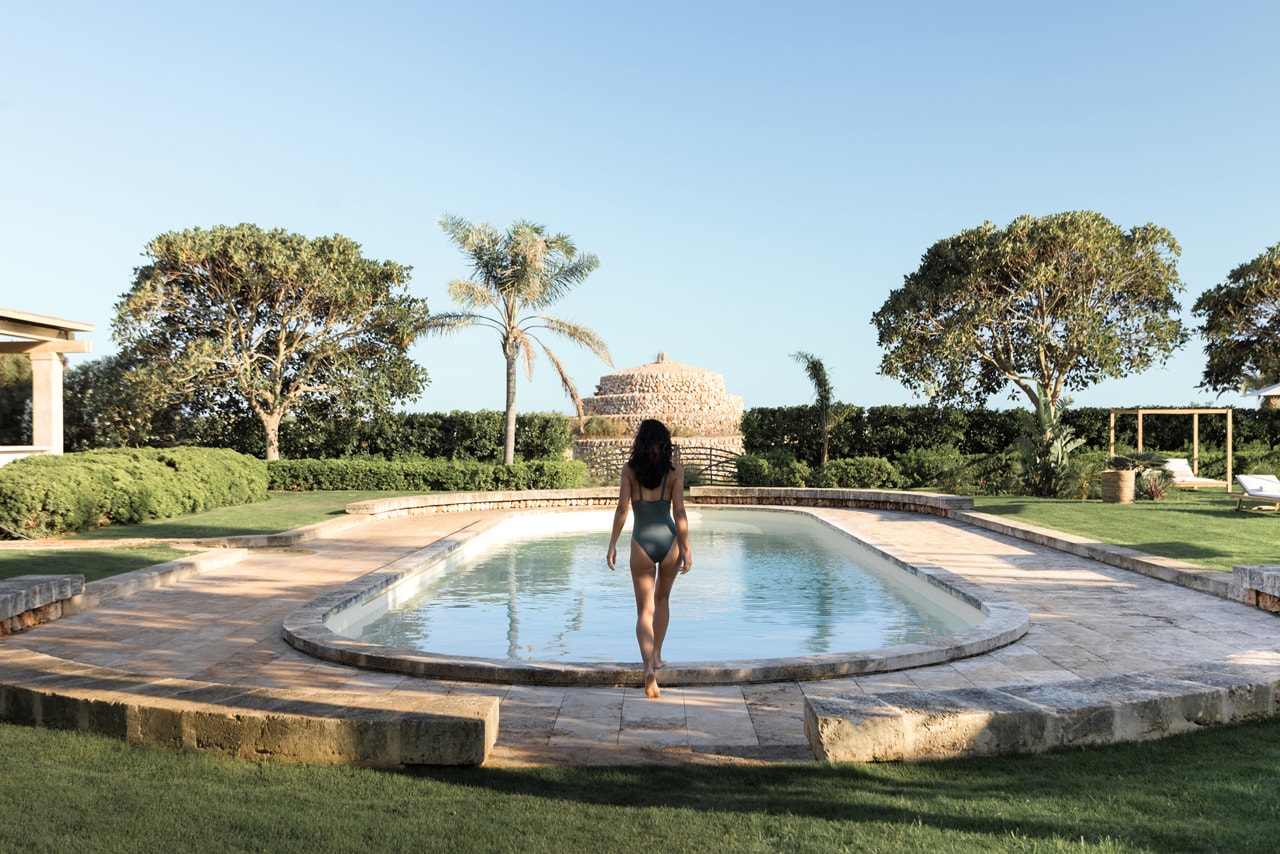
[606,419,691,699]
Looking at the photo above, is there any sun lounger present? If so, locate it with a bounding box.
[1163,457,1227,488]
[1235,474,1280,511]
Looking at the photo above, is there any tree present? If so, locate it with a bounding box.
[1193,242,1280,406]
[429,214,612,465]
[113,224,430,460]
[63,354,173,449]
[0,354,32,445]
[790,351,835,466]
[872,211,1187,430]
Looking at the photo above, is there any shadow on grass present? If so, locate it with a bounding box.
[1126,540,1231,561]
[405,719,1280,851]
[0,547,189,582]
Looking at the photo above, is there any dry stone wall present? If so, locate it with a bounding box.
[576,355,744,478]
[580,354,743,438]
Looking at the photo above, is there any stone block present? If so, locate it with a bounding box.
[806,692,908,762]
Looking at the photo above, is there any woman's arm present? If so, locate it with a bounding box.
[606,464,633,571]
[671,463,691,574]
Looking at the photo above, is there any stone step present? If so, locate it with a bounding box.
[805,662,1280,762]
[0,647,498,766]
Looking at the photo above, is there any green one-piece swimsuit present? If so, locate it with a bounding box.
[631,469,677,563]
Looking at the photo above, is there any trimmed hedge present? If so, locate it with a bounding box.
[267,457,588,492]
[0,447,267,538]
[743,404,1280,468]
[185,410,574,462]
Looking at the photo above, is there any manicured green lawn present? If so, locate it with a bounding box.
[972,489,1280,573]
[6,489,1280,849]
[0,544,198,582]
[6,487,1275,582]
[67,490,419,541]
[0,491,418,582]
[4,716,1280,852]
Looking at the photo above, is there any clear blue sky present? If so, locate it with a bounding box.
[3,1,1278,416]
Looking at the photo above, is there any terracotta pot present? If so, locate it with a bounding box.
[1100,469,1136,504]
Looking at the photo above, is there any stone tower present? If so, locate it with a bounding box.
[574,354,744,477]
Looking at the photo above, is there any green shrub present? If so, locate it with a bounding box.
[809,457,902,489]
[733,450,810,487]
[576,416,630,439]
[734,454,769,487]
[1056,449,1107,500]
[266,457,587,491]
[0,447,266,538]
[894,446,964,489]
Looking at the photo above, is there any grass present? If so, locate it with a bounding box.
[0,544,198,582]
[4,715,1280,853]
[66,490,419,541]
[0,491,417,582]
[972,488,1280,573]
[5,488,1280,850]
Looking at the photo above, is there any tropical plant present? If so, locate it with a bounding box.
[790,350,836,466]
[430,215,612,465]
[1013,390,1086,497]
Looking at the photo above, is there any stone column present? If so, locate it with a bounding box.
[29,352,63,454]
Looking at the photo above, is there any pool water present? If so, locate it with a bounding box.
[350,509,980,664]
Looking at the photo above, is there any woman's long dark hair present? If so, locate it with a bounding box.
[628,419,674,490]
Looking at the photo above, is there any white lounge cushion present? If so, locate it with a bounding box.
[1236,474,1280,499]
[1163,458,1224,485]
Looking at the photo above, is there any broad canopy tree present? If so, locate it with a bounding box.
[1193,242,1280,405]
[113,224,431,460]
[428,214,611,465]
[872,211,1187,430]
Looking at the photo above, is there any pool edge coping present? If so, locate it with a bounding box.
[280,496,1032,687]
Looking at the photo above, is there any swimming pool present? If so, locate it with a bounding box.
[345,508,976,662]
[299,506,1029,685]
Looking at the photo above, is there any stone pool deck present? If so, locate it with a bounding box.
[4,498,1280,767]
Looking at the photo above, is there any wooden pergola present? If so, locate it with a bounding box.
[1108,407,1233,491]
[0,308,93,465]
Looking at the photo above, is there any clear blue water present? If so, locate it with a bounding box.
[354,509,978,663]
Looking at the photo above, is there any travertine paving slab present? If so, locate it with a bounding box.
[6,503,1280,765]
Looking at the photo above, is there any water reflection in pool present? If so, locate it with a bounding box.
[352,509,979,663]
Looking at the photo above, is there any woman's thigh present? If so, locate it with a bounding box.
[629,540,656,611]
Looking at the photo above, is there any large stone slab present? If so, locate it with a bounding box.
[0,574,83,634]
[805,666,1280,763]
[0,647,498,766]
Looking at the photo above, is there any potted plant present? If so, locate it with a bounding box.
[1102,453,1168,504]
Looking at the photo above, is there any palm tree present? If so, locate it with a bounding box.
[430,215,612,464]
[791,351,835,466]
[1240,372,1280,409]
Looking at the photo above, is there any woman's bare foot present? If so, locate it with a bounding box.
[644,669,661,699]
[654,658,667,670]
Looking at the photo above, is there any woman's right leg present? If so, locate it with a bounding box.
[628,539,661,698]
[651,542,681,669]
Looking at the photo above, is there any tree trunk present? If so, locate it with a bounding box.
[820,410,830,467]
[503,350,518,465]
[261,410,283,462]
